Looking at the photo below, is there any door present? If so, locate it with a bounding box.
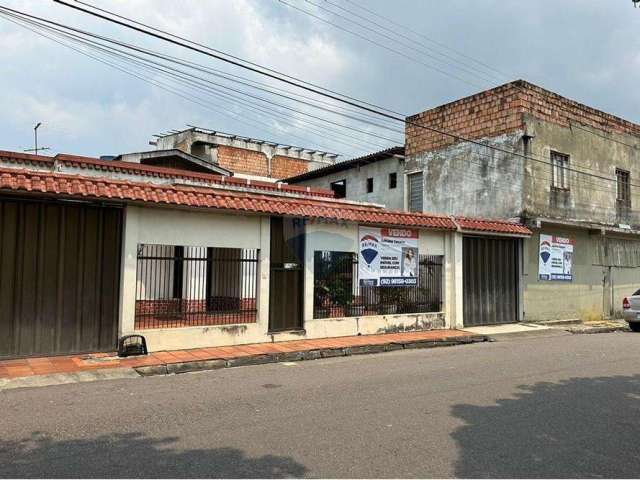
[463,236,519,326]
[269,217,305,331]
[0,198,122,358]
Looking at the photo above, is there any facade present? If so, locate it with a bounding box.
[153,127,339,181]
[285,147,406,210]
[0,149,529,359]
[406,80,640,323]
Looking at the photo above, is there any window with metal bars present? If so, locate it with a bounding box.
[551,151,570,190]
[134,244,259,329]
[313,251,443,319]
[616,168,631,205]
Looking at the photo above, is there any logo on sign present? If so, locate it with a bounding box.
[540,240,552,263]
[360,234,379,265]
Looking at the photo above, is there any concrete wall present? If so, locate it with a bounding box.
[404,131,525,218]
[303,221,452,336]
[120,206,457,352]
[120,206,271,351]
[523,115,640,225]
[522,225,640,321]
[294,157,405,210]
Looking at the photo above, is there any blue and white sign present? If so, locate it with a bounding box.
[538,234,574,281]
[358,226,419,287]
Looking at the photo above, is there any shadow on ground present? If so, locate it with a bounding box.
[0,432,307,478]
[451,374,640,478]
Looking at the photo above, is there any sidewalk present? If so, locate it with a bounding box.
[0,329,484,380]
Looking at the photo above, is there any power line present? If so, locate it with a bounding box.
[6,11,630,204]
[301,0,501,85]
[0,7,402,155]
[277,0,486,89]
[317,0,640,154]
[341,0,513,80]
[51,0,640,193]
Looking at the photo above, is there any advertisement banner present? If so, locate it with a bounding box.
[358,226,419,287]
[538,234,574,281]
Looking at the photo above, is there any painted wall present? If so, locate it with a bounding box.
[522,225,640,321]
[120,206,457,352]
[294,157,405,210]
[303,221,452,334]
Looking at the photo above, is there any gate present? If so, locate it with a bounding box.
[268,217,305,331]
[0,198,122,358]
[463,236,519,326]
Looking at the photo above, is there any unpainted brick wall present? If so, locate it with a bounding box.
[217,146,310,179]
[406,80,640,157]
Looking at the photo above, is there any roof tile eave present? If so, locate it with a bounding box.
[0,167,528,235]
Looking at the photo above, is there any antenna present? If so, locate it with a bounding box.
[23,122,50,155]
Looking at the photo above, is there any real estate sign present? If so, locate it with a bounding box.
[358,226,419,287]
[538,234,574,281]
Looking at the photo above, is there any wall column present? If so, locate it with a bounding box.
[119,206,139,335]
[257,216,271,330]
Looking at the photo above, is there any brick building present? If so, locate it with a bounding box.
[152,127,339,181]
[405,79,640,324]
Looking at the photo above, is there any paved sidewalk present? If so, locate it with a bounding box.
[0,329,481,380]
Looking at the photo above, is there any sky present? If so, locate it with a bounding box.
[0,0,638,159]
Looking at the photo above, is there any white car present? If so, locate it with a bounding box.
[622,292,640,331]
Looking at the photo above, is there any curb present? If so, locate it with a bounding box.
[133,334,488,377]
[566,325,629,335]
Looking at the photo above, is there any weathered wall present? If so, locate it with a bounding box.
[156,129,336,180]
[303,220,452,330]
[294,157,405,210]
[405,131,526,218]
[523,116,640,225]
[120,207,457,352]
[522,225,640,321]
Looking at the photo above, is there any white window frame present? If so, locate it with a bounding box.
[551,151,570,191]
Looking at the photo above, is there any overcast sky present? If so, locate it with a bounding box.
[0,0,638,159]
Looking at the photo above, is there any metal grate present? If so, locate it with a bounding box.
[135,245,259,329]
[313,252,443,319]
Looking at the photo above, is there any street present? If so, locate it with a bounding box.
[2,330,640,478]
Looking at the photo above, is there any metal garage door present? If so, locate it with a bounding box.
[0,198,122,359]
[463,236,519,327]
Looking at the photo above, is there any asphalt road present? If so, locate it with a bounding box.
[2,330,640,478]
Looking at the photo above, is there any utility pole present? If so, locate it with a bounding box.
[23,122,50,155]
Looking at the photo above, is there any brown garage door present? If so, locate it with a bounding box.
[463,236,519,327]
[0,198,122,359]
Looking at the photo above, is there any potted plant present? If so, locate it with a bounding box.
[344,298,366,317]
[313,283,331,319]
[378,287,401,315]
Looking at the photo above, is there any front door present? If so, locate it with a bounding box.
[269,217,305,331]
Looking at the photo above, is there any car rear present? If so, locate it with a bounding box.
[623,289,640,331]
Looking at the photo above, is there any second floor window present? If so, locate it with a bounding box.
[366,177,374,193]
[551,151,570,190]
[330,179,346,199]
[616,168,631,207]
[407,172,423,212]
[389,172,397,189]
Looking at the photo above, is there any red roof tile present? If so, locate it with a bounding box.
[0,167,459,230]
[454,216,531,235]
[0,162,531,235]
[0,150,335,199]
